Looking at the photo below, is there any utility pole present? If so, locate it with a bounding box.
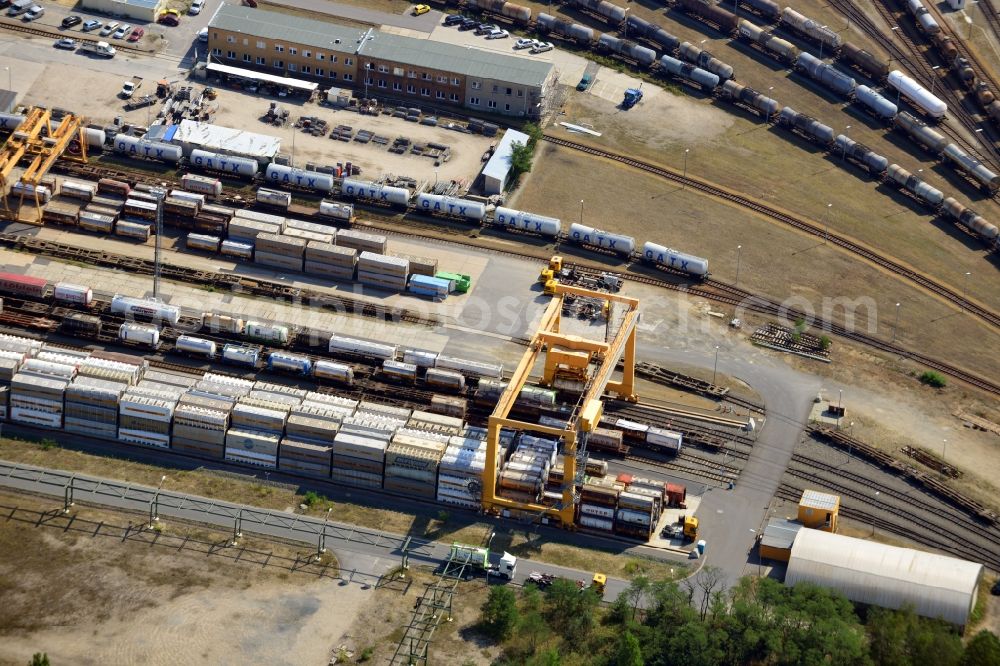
[153,186,166,300]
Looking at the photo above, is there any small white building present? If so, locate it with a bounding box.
[167,119,282,164]
[481,129,530,195]
[81,0,165,23]
[786,529,983,626]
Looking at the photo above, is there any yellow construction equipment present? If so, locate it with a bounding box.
[0,106,88,223]
[543,279,559,295]
[482,282,640,528]
[538,255,563,284]
[591,573,607,595]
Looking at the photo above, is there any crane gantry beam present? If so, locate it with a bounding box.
[482,283,640,527]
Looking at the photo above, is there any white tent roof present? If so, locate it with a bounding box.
[786,529,983,626]
[482,129,530,184]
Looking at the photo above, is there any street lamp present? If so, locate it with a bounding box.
[735,244,743,287]
[962,272,971,312]
[929,65,940,95]
[942,438,948,461]
[841,125,851,160]
[891,302,901,343]
[819,26,828,59]
[3,66,9,91]
[824,203,832,243]
[872,491,880,535]
[149,475,167,529]
[712,345,720,385]
[579,199,584,226]
[683,148,689,182]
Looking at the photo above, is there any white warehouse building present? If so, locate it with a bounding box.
[481,129,530,195]
[785,529,983,626]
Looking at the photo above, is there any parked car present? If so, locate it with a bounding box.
[127,26,144,41]
[514,38,538,50]
[54,37,77,49]
[81,18,101,31]
[23,5,43,20]
[189,0,204,14]
[197,26,208,41]
[157,12,178,25]
[458,18,478,31]
[474,23,498,35]
[486,28,509,40]
[99,21,119,36]
[60,14,81,27]
[412,3,429,15]
[112,24,131,39]
[530,42,554,54]
[443,13,464,26]
[577,74,592,91]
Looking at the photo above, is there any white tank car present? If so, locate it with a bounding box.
[220,240,254,259]
[175,335,217,357]
[888,70,947,119]
[568,223,636,256]
[436,355,503,379]
[414,193,487,221]
[202,313,245,334]
[382,359,418,380]
[111,295,181,325]
[341,178,411,207]
[493,207,562,237]
[313,359,355,383]
[222,343,260,366]
[113,135,183,163]
[642,242,709,277]
[244,321,290,344]
[328,333,397,360]
[181,174,223,197]
[402,349,439,368]
[255,187,292,208]
[53,282,93,306]
[118,323,160,347]
[425,367,466,391]
[264,163,335,193]
[189,149,259,177]
[318,200,355,221]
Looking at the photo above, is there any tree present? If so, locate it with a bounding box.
[523,122,543,148]
[866,606,963,666]
[961,630,1000,666]
[28,655,50,666]
[684,566,727,621]
[510,140,534,181]
[526,648,561,666]
[611,629,644,666]
[481,586,519,642]
[544,578,600,643]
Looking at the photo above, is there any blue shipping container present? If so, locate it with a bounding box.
[408,274,452,293]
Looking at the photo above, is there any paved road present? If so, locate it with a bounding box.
[0,457,690,600]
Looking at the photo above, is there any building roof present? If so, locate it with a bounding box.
[360,32,553,88]
[171,120,282,159]
[209,4,368,55]
[482,129,530,184]
[205,62,318,92]
[760,517,802,550]
[799,489,840,511]
[127,0,161,8]
[786,529,983,626]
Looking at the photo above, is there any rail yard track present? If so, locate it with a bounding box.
[980,0,1000,46]
[541,135,1000,329]
[33,161,1000,396]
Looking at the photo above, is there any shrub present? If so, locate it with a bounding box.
[919,371,947,388]
[302,490,325,507]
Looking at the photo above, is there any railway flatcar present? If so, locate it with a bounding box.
[61,312,102,338]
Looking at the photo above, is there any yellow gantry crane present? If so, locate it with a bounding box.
[482,282,641,527]
[0,106,88,223]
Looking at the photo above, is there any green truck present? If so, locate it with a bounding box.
[434,272,471,293]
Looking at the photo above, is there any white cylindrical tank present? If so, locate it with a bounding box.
[255,187,292,208]
[855,85,898,119]
[175,335,217,357]
[222,343,260,366]
[402,348,439,368]
[244,321,290,344]
[186,233,221,252]
[83,127,106,148]
[642,242,709,277]
[110,295,181,325]
[113,135,183,163]
[493,207,562,237]
[318,200,355,221]
[328,333,397,359]
[313,359,354,382]
[53,282,93,306]
[118,323,160,347]
[264,163,335,193]
[341,178,411,207]
[189,149,259,177]
[568,223,636,256]
[888,70,947,119]
[414,193,487,221]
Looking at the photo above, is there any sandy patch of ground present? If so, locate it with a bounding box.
[0,490,372,666]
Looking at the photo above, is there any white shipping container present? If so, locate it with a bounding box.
[578,515,615,531]
[580,503,616,519]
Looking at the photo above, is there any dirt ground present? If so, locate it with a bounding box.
[513,145,1000,385]
[0,490,369,666]
[0,437,681,581]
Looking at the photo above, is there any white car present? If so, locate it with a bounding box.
[189,0,204,14]
[514,38,538,50]
[99,21,119,36]
[530,41,554,54]
[486,28,509,40]
[112,23,131,39]
[197,26,208,42]
[23,5,43,20]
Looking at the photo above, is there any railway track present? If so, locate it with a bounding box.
[542,135,1000,329]
[870,0,1000,167]
[39,160,1000,396]
[605,402,757,450]
[790,452,1000,545]
[624,453,731,483]
[980,0,1000,47]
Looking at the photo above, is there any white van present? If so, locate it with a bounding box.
[7,0,33,16]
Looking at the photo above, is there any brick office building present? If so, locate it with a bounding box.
[207,5,555,118]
